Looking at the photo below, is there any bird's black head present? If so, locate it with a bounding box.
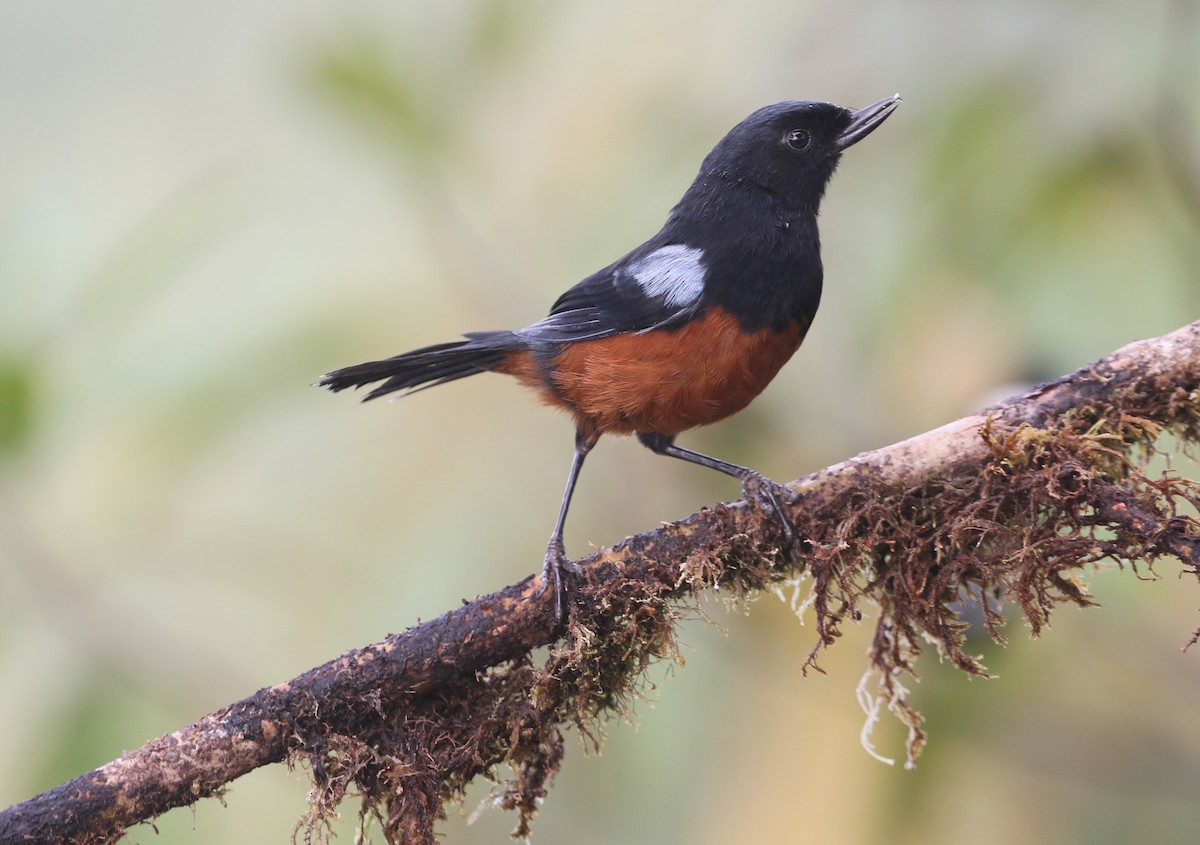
[696,95,900,211]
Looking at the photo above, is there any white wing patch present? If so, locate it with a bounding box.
[628,244,706,307]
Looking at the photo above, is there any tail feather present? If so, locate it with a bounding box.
[317,331,524,401]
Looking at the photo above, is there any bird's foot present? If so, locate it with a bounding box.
[740,472,797,559]
[541,538,580,622]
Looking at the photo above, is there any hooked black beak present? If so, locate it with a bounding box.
[835,94,901,151]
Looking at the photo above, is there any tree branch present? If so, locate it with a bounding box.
[3,321,1199,845]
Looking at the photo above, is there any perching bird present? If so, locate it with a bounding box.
[319,95,900,617]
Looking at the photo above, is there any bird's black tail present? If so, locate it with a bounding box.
[317,331,525,401]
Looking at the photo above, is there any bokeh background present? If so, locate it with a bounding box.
[3,1,1200,843]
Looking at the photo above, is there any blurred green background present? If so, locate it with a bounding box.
[3,1,1200,843]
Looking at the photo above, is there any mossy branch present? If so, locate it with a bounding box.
[3,321,1199,845]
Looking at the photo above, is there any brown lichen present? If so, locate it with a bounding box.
[286,336,1200,843]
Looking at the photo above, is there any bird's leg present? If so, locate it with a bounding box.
[637,432,796,553]
[542,428,598,620]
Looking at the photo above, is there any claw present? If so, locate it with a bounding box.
[541,538,577,622]
[741,472,796,557]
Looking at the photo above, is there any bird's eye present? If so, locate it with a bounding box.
[784,129,812,151]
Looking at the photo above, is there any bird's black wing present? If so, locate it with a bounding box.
[513,242,709,345]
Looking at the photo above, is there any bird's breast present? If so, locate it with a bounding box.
[543,306,809,437]
[698,226,823,334]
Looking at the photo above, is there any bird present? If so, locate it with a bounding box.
[319,94,900,618]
